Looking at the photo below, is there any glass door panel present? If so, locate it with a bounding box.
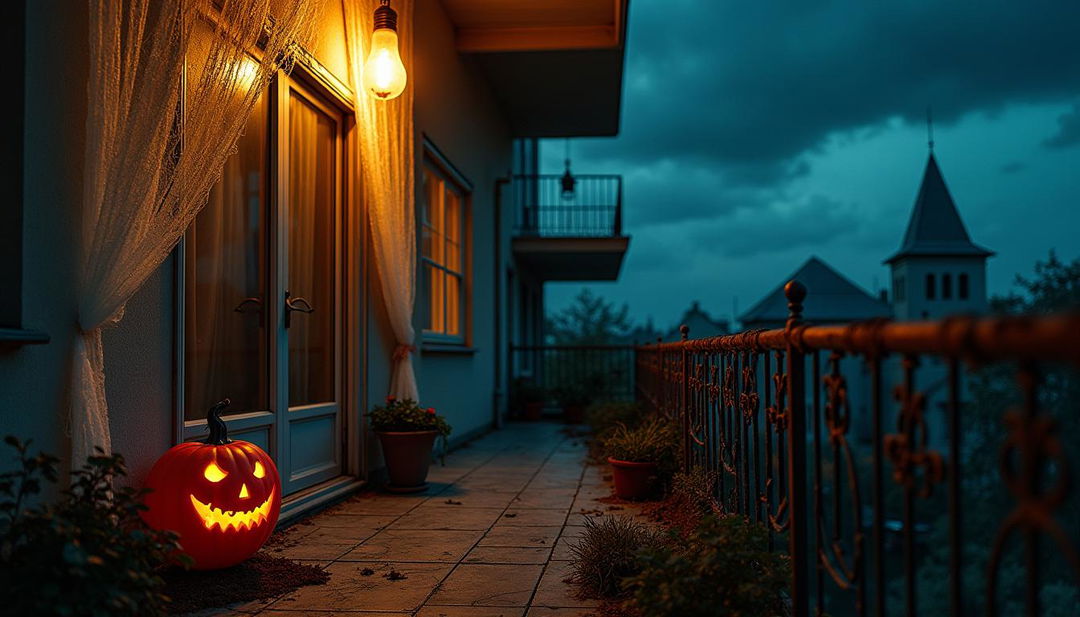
[184,93,268,420]
[285,94,337,408]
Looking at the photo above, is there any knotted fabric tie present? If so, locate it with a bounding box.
[393,344,416,362]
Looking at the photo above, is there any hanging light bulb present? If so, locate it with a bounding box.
[560,139,576,200]
[362,0,407,100]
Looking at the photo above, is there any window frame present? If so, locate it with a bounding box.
[958,273,969,300]
[925,273,936,300]
[420,140,473,345]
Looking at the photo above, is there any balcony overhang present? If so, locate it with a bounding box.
[442,0,628,137]
[513,236,629,281]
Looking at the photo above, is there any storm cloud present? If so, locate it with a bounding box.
[544,1,1080,328]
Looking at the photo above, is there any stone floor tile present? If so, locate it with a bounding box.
[463,545,553,565]
[452,476,531,493]
[429,488,520,509]
[525,608,597,616]
[309,512,398,530]
[328,494,427,516]
[530,561,598,609]
[262,540,356,561]
[390,505,505,530]
[496,508,569,526]
[298,523,383,545]
[269,561,452,612]
[339,528,484,563]
[478,525,562,548]
[512,490,576,509]
[429,564,544,607]
[558,525,587,539]
[416,607,525,617]
[552,535,579,561]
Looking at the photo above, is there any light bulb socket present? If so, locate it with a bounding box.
[373,1,398,32]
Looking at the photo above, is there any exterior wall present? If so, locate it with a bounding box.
[365,0,513,459]
[891,256,988,321]
[0,0,91,474]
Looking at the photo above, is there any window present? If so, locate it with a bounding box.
[959,273,969,300]
[421,152,470,342]
[893,275,906,302]
[942,273,952,299]
[925,273,936,300]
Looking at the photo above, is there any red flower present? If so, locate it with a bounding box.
[426,407,436,415]
[386,395,396,403]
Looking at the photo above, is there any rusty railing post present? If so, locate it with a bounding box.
[680,324,690,474]
[784,280,809,617]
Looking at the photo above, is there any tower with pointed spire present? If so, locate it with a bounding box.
[885,152,994,320]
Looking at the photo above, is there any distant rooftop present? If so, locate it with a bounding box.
[739,256,892,326]
[884,153,994,264]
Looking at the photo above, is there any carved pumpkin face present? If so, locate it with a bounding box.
[142,400,281,570]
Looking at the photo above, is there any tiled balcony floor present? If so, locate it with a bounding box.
[200,422,640,617]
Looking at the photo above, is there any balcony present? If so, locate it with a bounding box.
[510,174,630,281]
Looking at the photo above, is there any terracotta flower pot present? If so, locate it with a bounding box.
[562,404,585,424]
[376,430,438,493]
[608,457,659,500]
[524,401,544,421]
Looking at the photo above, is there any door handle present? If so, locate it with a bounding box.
[233,296,265,327]
[284,291,314,328]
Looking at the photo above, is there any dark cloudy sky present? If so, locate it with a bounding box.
[542,1,1080,331]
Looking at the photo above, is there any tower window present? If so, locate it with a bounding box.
[959,273,969,300]
[894,275,905,302]
[942,274,952,299]
[925,273,936,300]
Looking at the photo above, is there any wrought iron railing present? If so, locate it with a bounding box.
[510,344,635,407]
[635,280,1080,617]
[512,174,623,237]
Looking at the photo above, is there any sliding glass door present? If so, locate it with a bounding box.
[183,73,345,497]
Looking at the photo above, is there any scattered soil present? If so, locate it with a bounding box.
[163,553,329,615]
[359,567,375,576]
[444,499,463,505]
[640,494,706,537]
[384,569,408,581]
[503,512,517,518]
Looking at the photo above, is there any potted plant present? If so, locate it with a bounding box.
[368,397,451,493]
[555,384,591,424]
[513,378,546,421]
[604,418,678,500]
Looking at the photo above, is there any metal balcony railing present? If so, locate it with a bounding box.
[509,345,636,406]
[512,174,623,238]
[634,280,1080,617]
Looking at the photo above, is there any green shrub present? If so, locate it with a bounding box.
[623,515,790,617]
[511,378,546,405]
[367,397,452,436]
[585,401,645,436]
[0,436,187,617]
[603,418,679,465]
[567,515,664,598]
[671,467,720,519]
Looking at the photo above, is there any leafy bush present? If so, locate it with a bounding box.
[367,397,451,436]
[585,401,645,436]
[604,418,679,465]
[553,384,592,407]
[670,467,720,519]
[0,436,186,617]
[511,378,546,405]
[624,515,790,617]
[567,515,664,598]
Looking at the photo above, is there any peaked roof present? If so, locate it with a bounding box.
[738,257,892,326]
[884,153,993,264]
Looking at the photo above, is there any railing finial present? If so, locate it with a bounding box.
[785,280,807,325]
[680,324,690,340]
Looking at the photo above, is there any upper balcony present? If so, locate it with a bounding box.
[510,174,630,281]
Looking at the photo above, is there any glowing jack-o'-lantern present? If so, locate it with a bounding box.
[142,399,281,569]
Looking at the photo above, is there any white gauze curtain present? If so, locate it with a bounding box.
[343,0,419,400]
[75,0,319,461]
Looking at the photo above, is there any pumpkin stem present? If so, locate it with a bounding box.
[206,398,232,445]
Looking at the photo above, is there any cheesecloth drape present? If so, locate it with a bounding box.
[343,0,419,401]
[74,0,319,461]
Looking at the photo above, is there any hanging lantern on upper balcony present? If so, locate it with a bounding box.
[560,139,576,200]
[363,0,407,100]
